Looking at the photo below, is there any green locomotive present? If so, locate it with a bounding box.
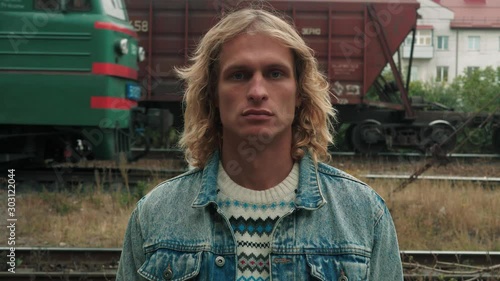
[0,0,145,164]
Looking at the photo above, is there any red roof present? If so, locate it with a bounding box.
[436,0,500,29]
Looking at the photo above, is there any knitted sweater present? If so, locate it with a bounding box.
[217,163,298,281]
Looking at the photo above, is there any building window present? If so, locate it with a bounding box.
[436,66,449,82]
[410,66,419,82]
[467,66,479,76]
[468,36,480,51]
[437,36,449,50]
[417,30,432,46]
[405,36,413,46]
[405,30,433,46]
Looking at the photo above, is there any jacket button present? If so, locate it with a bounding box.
[338,276,348,281]
[215,256,225,267]
[163,267,173,280]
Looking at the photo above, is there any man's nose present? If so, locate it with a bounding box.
[247,73,268,102]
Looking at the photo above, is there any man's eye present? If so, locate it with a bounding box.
[231,72,245,80]
[270,71,283,79]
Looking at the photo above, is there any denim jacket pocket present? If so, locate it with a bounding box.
[306,253,369,281]
[138,247,202,281]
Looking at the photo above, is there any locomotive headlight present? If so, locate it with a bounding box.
[138,46,146,62]
[115,38,129,55]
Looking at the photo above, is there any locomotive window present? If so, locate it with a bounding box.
[34,0,61,11]
[67,0,91,11]
[101,0,127,20]
[34,0,90,12]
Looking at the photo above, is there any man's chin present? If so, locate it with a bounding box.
[240,128,275,140]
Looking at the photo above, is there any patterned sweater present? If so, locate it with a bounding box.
[217,163,298,281]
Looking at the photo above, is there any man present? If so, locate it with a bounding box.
[117,8,403,281]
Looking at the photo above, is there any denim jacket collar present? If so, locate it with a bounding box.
[192,150,326,210]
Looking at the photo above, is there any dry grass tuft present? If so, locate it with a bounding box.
[13,190,132,247]
[3,179,162,247]
[370,179,500,251]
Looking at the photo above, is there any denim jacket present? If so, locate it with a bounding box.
[117,151,403,281]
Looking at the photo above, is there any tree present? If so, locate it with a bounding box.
[451,67,500,113]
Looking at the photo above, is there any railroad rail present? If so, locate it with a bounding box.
[12,167,187,187]
[363,174,500,183]
[334,152,500,159]
[0,248,499,280]
[133,148,500,160]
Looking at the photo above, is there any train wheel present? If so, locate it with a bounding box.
[350,121,386,154]
[421,123,456,153]
[344,124,355,151]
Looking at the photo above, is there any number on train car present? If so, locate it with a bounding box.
[130,20,149,32]
[301,28,321,35]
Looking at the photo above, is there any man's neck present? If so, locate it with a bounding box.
[220,137,294,191]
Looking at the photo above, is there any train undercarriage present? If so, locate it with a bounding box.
[0,125,135,166]
[338,106,500,154]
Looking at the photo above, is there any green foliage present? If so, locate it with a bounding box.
[409,67,500,113]
[409,80,462,110]
[117,192,134,207]
[134,180,149,199]
[407,67,500,153]
[40,190,80,216]
[452,66,500,113]
[116,181,150,208]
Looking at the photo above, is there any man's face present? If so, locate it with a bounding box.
[217,33,299,144]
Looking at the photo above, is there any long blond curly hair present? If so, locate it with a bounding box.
[176,8,336,168]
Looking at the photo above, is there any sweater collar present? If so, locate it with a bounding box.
[192,150,325,210]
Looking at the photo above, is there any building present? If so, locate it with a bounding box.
[403,0,500,83]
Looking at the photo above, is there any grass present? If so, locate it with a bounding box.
[10,189,131,247]
[370,179,500,251]
[0,158,498,250]
[0,179,162,248]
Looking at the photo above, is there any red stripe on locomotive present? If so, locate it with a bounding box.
[90,97,137,110]
[94,21,138,39]
[92,63,138,80]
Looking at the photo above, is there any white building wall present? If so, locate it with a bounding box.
[403,0,454,82]
[455,30,500,77]
[403,0,500,83]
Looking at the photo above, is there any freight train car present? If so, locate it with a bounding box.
[0,0,146,164]
[1,0,499,166]
[128,0,500,154]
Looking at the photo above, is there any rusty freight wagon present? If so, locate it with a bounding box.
[127,0,499,154]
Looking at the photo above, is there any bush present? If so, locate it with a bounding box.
[409,67,500,113]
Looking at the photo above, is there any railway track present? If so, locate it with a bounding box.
[5,149,497,187]
[12,167,187,187]
[334,152,500,159]
[0,248,499,280]
[363,174,500,183]
[12,168,498,188]
[135,147,500,160]
[0,247,119,280]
